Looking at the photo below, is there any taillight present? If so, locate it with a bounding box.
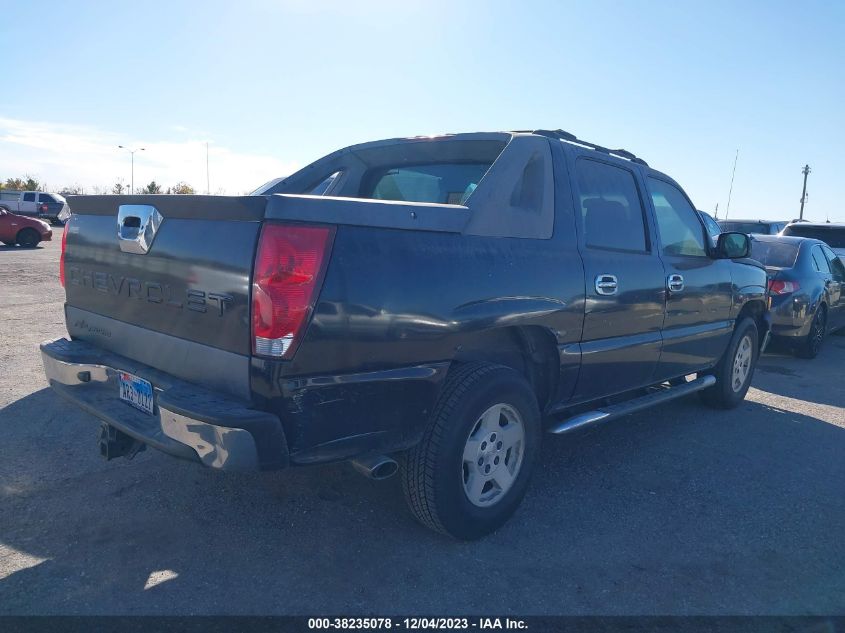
[252,223,335,358]
[59,221,69,287]
[769,279,799,295]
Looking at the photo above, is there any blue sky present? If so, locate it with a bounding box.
[1,0,843,221]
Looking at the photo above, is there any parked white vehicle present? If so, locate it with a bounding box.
[0,191,71,225]
[781,222,845,262]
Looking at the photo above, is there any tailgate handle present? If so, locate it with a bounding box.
[117,205,163,254]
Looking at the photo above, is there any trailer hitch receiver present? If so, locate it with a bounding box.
[98,423,146,461]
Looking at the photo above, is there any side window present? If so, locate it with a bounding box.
[647,178,707,257]
[811,246,831,273]
[822,246,845,280]
[23,192,36,202]
[39,194,55,203]
[575,160,648,252]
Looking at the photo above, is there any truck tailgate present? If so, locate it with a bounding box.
[63,195,265,399]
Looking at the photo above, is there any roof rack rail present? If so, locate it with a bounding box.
[531,129,649,167]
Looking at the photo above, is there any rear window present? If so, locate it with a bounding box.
[749,239,800,268]
[781,225,845,248]
[720,221,776,234]
[363,163,491,205]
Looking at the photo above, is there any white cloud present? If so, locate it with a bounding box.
[0,116,299,194]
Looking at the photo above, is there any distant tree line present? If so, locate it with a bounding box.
[1,176,197,195]
[1,176,42,191]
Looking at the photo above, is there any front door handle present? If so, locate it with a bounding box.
[667,273,685,293]
[595,274,618,296]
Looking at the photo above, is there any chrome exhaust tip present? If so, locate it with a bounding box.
[351,455,398,480]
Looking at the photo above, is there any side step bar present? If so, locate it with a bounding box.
[548,375,716,435]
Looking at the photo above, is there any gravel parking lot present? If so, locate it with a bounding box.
[1,230,843,615]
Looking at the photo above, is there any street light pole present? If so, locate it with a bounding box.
[117,145,145,194]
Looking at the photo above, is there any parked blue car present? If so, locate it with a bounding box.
[751,235,845,357]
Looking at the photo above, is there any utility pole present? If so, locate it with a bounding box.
[714,203,719,220]
[799,164,811,220]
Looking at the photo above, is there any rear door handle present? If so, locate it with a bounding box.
[667,274,685,293]
[595,274,618,296]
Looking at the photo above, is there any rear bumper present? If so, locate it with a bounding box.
[40,337,288,471]
[769,295,813,339]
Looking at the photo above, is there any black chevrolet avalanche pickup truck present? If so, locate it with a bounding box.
[42,129,769,539]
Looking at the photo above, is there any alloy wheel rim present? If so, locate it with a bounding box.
[731,335,753,393]
[461,403,525,508]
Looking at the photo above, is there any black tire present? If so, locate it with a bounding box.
[402,362,541,540]
[16,228,41,248]
[699,317,758,409]
[796,305,826,359]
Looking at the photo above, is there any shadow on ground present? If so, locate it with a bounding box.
[1,384,843,615]
[755,335,845,408]
[0,245,47,251]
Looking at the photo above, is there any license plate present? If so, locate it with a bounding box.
[118,372,154,415]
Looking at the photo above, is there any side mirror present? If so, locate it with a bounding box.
[717,232,750,259]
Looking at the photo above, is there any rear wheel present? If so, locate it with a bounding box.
[699,317,758,409]
[797,305,826,359]
[16,228,40,248]
[402,362,541,540]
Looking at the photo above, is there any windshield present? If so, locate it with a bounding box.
[749,239,800,268]
[782,225,845,248]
